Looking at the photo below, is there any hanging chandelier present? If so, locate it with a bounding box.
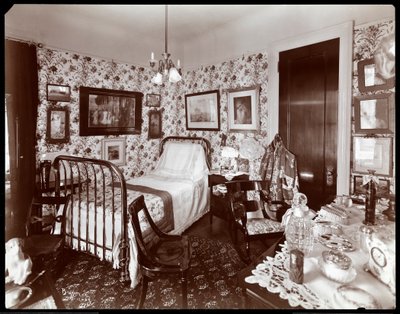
[149,5,182,85]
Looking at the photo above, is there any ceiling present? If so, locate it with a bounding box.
[5,4,395,70]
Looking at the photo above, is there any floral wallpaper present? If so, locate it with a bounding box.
[36,50,182,179]
[36,17,395,190]
[352,18,395,194]
[36,50,270,180]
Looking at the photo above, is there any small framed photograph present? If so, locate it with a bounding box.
[148,110,162,139]
[146,94,161,107]
[46,107,70,144]
[353,175,390,197]
[185,90,220,130]
[47,84,71,102]
[227,86,259,132]
[101,138,126,166]
[354,93,394,134]
[79,86,143,136]
[353,136,392,177]
[357,58,395,92]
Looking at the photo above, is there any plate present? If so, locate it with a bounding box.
[332,285,381,309]
[317,233,355,252]
[5,286,32,309]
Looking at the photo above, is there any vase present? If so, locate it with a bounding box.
[364,169,377,225]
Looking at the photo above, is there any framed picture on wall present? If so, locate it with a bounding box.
[146,94,161,107]
[46,107,70,144]
[354,93,394,134]
[353,136,392,177]
[148,109,162,139]
[185,90,220,130]
[357,58,395,92]
[227,86,259,132]
[353,175,390,197]
[101,138,126,166]
[79,86,143,136]
[47,84,71,102]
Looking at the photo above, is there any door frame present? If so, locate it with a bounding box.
[267,21,353,195]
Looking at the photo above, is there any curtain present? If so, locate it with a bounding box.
[5,39,39,239]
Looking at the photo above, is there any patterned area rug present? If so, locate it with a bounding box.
[54,235,264,309]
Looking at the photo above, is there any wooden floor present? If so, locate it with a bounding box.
[183,212,283,258]
[183,212,232,243]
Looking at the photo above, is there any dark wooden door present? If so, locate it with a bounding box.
[279,38,339,210]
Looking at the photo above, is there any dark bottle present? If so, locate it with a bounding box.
[364,169,376,225]
[289,249,304,284]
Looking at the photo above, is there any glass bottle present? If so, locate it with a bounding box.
[285,193,315,256]
[364,169,376,225]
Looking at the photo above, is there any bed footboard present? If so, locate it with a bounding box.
[53,155,129,283]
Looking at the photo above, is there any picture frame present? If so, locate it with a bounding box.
[185,90,220,131]
[101,138,126,166]
[79,86,143,136]
[146,93,161,107]
[353,136,392,177]
[353,175,390,198]
[227,86,259,132]
[357,58,395,92]
[148,109,162,139]
[354,93,394,134]
[46,107,70,144]
[47,84,71,102]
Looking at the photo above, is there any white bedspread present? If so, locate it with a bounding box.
[127,173,209,235]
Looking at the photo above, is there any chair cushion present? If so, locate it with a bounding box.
[243,218,284,235]
[150,235,190,268]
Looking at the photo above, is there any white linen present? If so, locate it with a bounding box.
[126,173,209,235]
[245,206,396,309]
[153,142,209,181]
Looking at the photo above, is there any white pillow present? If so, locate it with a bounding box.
[153,142,209,181]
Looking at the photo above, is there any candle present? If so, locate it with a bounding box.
[151,52,154,60]
[177,59,180,67]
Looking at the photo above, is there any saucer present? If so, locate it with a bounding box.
[5,286,32,309]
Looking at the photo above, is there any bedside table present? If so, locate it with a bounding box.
[208,171,249,225]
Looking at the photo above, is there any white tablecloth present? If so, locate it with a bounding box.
[245,205,396,309]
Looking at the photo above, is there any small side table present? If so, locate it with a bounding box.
[208,171,249,225]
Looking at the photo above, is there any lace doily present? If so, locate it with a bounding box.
[244,241,333,309]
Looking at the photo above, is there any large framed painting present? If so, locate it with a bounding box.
[185,90,220,131]
[46,107,70,144]
[227,86,259,132]
[354,93,394,134]
[353,136,393,177]
[357,58,395,92]
[79,86,143,136]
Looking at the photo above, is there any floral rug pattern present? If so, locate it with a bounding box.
[55,235,263,309]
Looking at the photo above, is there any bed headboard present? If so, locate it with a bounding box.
[160,136,212,170]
